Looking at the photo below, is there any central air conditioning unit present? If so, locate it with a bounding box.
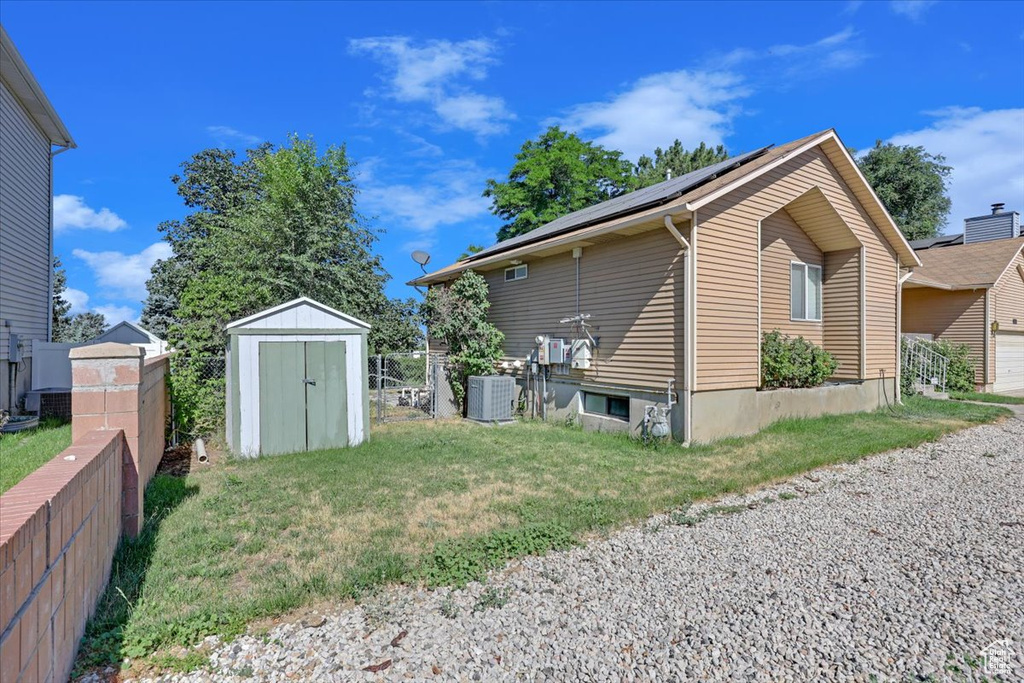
[467,375,515,423]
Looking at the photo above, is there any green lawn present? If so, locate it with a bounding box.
[0,419,73,494]
[76,397,1010,674]
[950,390,1024,405]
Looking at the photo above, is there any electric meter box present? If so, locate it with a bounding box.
[549,338,565,364]
[536,336,566,365]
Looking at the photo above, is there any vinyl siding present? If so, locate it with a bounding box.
[484,228,684,390]
[0,79,51,360]
[823,248,862,379]
[991,251,1024,381]
[901,288,987,383]
[759,208,824,344]
[696,146,898,390]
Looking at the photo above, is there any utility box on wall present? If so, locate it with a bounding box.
[226,297,371,457]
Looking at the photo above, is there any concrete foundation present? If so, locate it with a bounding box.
[511,374,685,440]
[691,378,897,443]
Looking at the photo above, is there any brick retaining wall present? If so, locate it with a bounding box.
[0,430,125,683]
[0,343,172,681]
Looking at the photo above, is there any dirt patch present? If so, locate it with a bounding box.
[157,444,193,477]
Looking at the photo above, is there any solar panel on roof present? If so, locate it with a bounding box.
[467,146,772,261]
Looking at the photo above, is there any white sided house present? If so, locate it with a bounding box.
[0,25,75,413]
[226,297,370,457]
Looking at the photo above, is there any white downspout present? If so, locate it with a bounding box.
[896,268,914,403]
[664,215,693,445]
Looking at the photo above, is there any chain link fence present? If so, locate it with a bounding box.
[169,355,226,446]
[368,352,459,423]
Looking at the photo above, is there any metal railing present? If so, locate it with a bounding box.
[902,337,949,393]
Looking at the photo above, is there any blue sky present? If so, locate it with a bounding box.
[4,0,1023,325]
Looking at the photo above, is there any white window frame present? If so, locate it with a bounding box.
[790,261,822,322]
[504,264,528,282]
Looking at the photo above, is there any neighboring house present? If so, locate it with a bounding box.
[413,129,921,443]
[90,321,170,357]
[903,205,1024,393]
[0,25,75,413]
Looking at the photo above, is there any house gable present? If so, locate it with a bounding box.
[696,144,898,390]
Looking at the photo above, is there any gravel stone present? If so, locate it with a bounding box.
[131,409,1024,682]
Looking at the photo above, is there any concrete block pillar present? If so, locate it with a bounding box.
[69,343,145,537]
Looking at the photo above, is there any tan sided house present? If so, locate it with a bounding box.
[902,205,1024,393]
[412,129,922,443]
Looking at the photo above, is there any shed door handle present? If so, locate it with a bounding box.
[303,378,317,386]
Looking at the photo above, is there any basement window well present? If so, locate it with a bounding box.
[505,264,528,282]
[584,392,630,421]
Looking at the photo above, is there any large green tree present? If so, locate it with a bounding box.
[856,141,952,241]
[51,256,72,342]
[142,137,420,357]
[484,127,635,241]
[634,141,729,189]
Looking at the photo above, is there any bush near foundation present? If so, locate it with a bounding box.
[761,330,838,389]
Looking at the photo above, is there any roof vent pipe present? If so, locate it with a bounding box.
[992,202,1005,215]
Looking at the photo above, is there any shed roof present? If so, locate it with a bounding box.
[226,297,371,330]
[0,25,75,147]
[906,237,1024,290]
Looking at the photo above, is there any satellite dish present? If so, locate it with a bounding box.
[411,250,431,266]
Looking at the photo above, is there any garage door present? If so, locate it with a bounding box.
[994,333,1024,393]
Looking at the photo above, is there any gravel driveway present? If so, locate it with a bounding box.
[143,411,1024,682]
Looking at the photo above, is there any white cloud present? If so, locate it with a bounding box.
[206,125,262,145]
[92,304,138,325]
[349,36,513,136]
[728,27,868,80]
[557,70,749,160]
[887,107,1024,231]
[557,28,866,161]
[64,288,90,315]
[361,160,492,249]
[53,195,127,232]
[890,0,937,21]
[72,242,173,299]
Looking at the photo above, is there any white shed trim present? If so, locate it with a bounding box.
[227,297,371,330]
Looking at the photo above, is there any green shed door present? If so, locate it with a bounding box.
[259,340,349,455]
[259,342,308,455]
[304,341,348,451]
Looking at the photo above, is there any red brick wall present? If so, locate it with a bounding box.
[0,430,125,683]
[0,343,171,681]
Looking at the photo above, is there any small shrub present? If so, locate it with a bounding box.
[931,339,975,392]
[472,587,511,612]
[420,522,575,587]
[761,330,838,389]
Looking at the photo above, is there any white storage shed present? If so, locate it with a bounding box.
[226,297,370,457]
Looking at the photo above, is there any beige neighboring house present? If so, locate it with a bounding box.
[0,25,76,413]
[413,129,921,443]
[903,206,1024,393]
